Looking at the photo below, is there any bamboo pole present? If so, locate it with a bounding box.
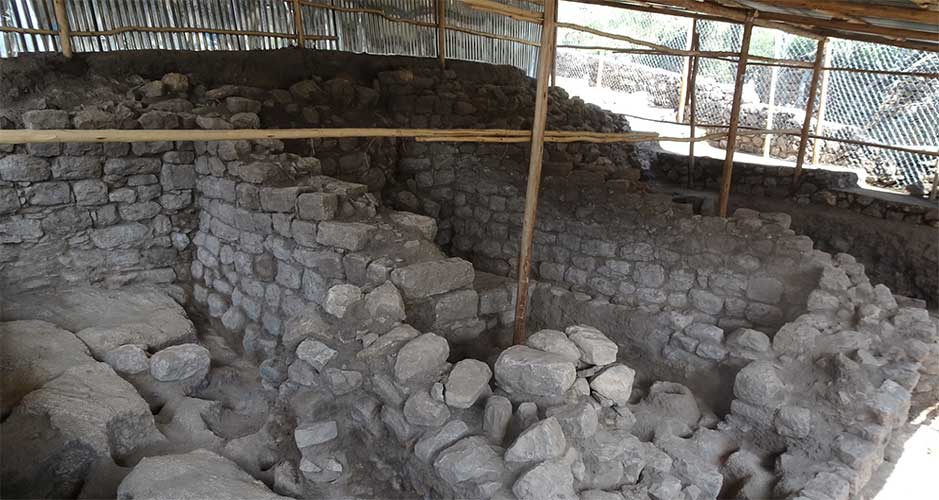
[677,18,697,123]
[687,28,700,188]
[794,37,829,179]
[292,0,305,47]
[436,0,446,68]
[763,31,782,158]
[717,13,755,218]
[812,41,833,165]
[513,0,558,346]
[53,0,72,58]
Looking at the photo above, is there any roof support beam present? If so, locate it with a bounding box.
[436,0,446,68]
[53,0,72,58]
[717,13,755,217]
[794,37,828,179]
[513,0,558,345]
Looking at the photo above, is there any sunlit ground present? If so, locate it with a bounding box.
[871,403,939,500]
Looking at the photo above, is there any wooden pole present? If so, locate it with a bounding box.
[550,5,558,87]
[513,0,557,346]
[930,158,939,201]
[292,0,305,47]
[811,41,833,165]
[677,18,697,123]
[595,50,606,88]
[687,28,700,188]
[717,13,755,218]
[794,38,828,180]
[53,0,72,58]
[436,0,446,68]
[763,31,782,158]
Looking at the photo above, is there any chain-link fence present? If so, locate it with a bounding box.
[553,0,939,194]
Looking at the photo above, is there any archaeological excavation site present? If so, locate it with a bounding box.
[1,1,938,500]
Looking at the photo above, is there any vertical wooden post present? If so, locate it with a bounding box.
[794,37,829,179]
[717,13,755,218]
[811,41,833,165]
[292,0,305,48]
[686,28,700,188]
[677,18,697,123]
[53,0,72,58]
[763,31,782,158]
[550,5,558,87]
[436,0,446,68]
[930,158,939,201]
[512,0,557,345]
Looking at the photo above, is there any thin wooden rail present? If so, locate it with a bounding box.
[68,25,336,42]
[463,0,543,23]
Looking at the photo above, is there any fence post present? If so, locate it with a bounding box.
[763,31,782,158]
[794,37,829,180]
[677,18,697,123]
[717,13,755,218]
[436,0,446,68]
[53,0,72,58]
[811,41,833,165]
[513,0,558,345]
[292,0,305,47]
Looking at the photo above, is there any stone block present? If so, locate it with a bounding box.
[734,361,786,407]
[568,325,618,366]
[394,333,449,384]
[91,223,149,248]
[0,155,51,181]
[297,192,338,221]
[0,188,19,214]
[161,164,196,190]
[52,156,103,180]
[528,329,581,364]
[259,187,300,213]
[389,211,438,240]
[315,221,375,251]
[494,345,576,397]
[445,359,492,409]
[505,417,567,463]
[589,364,635,406]
[746,276,784,304]
[390,258,474,300]
[23,109,70,129]
[197,176,236,202]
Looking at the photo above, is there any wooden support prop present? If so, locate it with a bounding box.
[292,0,305,47]
[677,18,697,123]
[53,0,72,58]
[687,28,700,188]
[513,0,557,346]
[795,38,828,179]
[717,13,755,218]
[931,158,939,201]
[812,41,833,166]
[436,0,446,68]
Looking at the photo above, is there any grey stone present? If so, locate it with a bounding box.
[495,345,576,397]
[0,155,50,181]
[415,420,471,463]
[527,329,581,363]
[567,325,618,366]
[104,344,150,375]
[161,164,196,190]
[505,417,567,463]
[734,361,786,407]
[434,436,506,496]
[52,156,103,179]
[259,187,300,212]
[512,459,576,500]
[294,420,338,448]
[690,289,724,314]
[545,401,599,442]
[445,359,492,409]
[391,257,475,300]
[119,201,161,221]
[389,211,438,240]
[297,192,338,221]
[484,395,513,444]
[747,276,784,304]
[149,344,210,382]
[2,363,163,499]
[772,321,820,354]
[323,368,363,395]
[23,109,69,129]
[404,390,451,427]
[117,449,287,500]
[315,221,376,251]
[0,187,19,214]
[685,323,724,344]
[295,339,336,371]
[774,406,812,438]
[590,364,635,406]
[323,283,362,318]
[91,223,149,248]
[221,306,246,331]
[25,181,70,205]
[299,456,344,483]
[394,332,449,384]
[73,179,108,205]
[364,281,406,322]
[726,328,770,353]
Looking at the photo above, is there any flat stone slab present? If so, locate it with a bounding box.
[117,449,288,500]
[391,257,474,300]
[0,319,94,417]
[494,345,576,398]
[1,285,195,357]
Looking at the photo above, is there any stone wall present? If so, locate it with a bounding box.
[0,110,196,294]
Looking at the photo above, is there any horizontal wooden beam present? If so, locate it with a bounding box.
[762,0,934,24]
[69,26,336,42]
[463,0,544,23]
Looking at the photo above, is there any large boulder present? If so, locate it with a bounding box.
[0,320,93,417]
[117,449,288,500]
[494,345,576,397]
[1,363,164,499]
[2,286,195,357]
